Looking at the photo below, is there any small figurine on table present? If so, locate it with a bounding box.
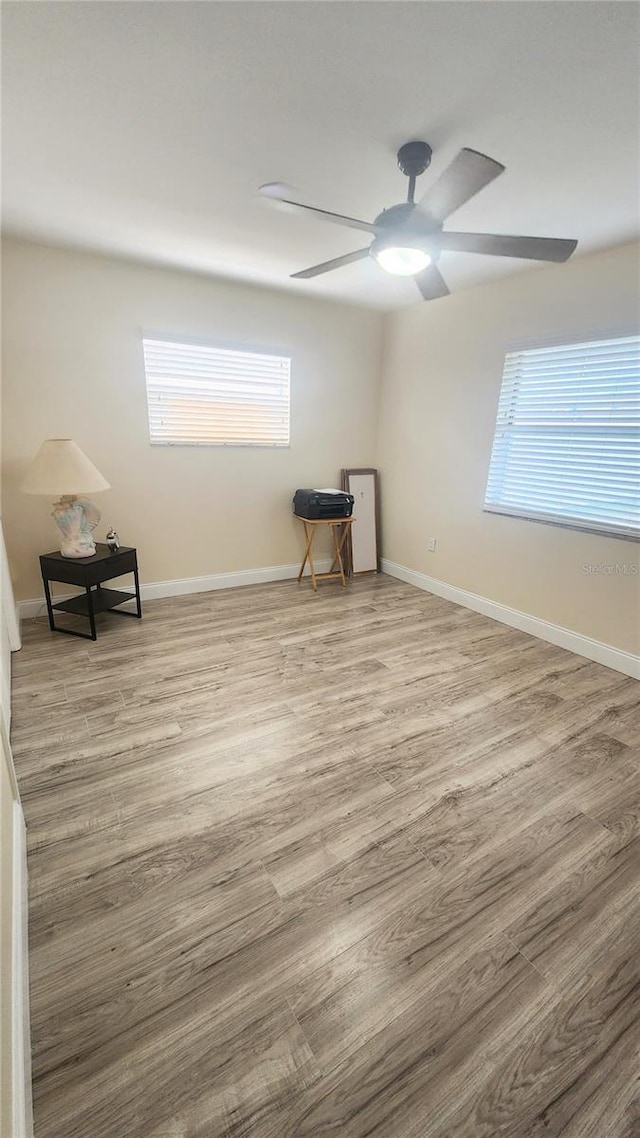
[106,527,120,554]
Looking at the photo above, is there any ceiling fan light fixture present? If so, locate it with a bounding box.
[373,244,431,276]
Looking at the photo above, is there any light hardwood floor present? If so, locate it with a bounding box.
[10,574,640,1138]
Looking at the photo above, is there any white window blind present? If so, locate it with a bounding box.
[143,338,291,447]
[484,334,640,540]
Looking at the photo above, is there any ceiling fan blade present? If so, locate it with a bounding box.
[439,231,578,262]
[291,248,371,279]
[415,264,450,301]
[259,185,376,234]
[416,148,505,223]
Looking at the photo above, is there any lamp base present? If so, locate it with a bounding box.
[52,496,101,558]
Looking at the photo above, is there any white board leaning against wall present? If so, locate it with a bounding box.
[0,519,33,1138]
[1,520,21,736]
[341,468,380,575]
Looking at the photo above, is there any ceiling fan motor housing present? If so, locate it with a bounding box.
[373,201,442,260]
[374,202,415,229]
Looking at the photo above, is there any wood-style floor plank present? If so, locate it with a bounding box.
[11,573,639,1138]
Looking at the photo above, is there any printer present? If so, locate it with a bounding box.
[293,488,354,520]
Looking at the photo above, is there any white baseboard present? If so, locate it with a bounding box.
[17,559,333,620]
[18,555,637,679]
[12,800,33,1138]
[381,558,640,680]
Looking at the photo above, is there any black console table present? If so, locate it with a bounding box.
[39,544,142,641]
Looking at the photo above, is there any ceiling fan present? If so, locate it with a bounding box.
[260,141,578,301]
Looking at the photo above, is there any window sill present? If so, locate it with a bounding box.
[483,505,640,543]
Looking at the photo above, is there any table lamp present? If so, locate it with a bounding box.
[21,439,111,558]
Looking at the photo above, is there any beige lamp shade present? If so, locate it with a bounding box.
[20,439,111,496]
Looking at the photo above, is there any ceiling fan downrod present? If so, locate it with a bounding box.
[396,140,433,203]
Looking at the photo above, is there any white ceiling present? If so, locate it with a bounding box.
[2,2,639,311]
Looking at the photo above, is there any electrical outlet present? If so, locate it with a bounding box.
[428,537,437,553]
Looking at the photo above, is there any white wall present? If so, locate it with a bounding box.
[377,240,640,656]
[1,239,382,600]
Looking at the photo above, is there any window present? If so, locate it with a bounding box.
[143,337,291,447]
[484,334,640,540]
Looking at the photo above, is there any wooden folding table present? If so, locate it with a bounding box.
[295,515,354,591]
